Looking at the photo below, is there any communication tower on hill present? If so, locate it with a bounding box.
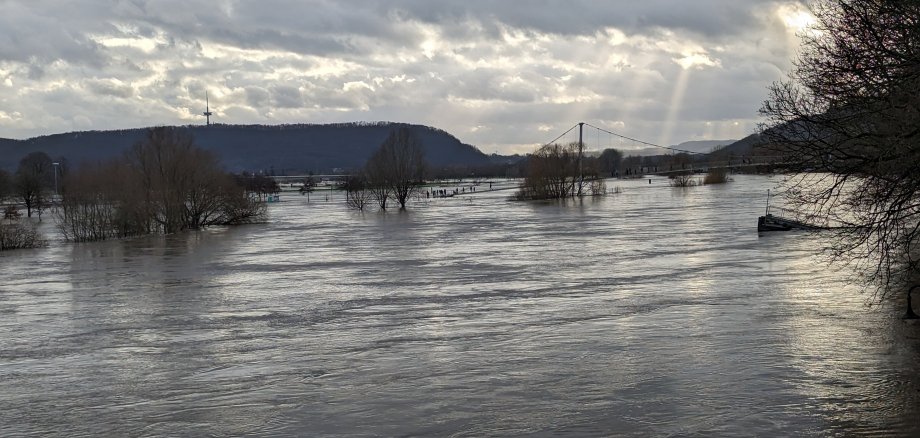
[203,92,213,126]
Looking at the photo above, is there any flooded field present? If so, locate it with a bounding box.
[1,175,919,436]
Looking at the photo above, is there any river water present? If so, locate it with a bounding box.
[1,175,919,437]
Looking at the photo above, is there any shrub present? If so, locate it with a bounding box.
[703,168,730,185]
[588,178,607,196]
[3,205,21,222]
[669,173,698,187]
[0,221,45,250]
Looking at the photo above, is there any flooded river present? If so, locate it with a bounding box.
[1,175,919,436]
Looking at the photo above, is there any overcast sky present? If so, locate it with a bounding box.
[0,0,813,154]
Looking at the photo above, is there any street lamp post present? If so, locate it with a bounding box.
[52,162,60,199]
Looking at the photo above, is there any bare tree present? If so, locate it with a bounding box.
[57,160,130,242]
[760,0,920,296]
[342,173,373,210]
[300,174,317,201]
[365,127,426,210]
[517,142,581,199]
[13,151,54,218]
[14,171,46,218]
[128,127,201,233]
[57,127,265,242]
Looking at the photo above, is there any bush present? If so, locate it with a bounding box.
[702,168,730,185]
[588,178,607,196]
[3,205,21,222]
[0,221,45,250]
[669,173,698,187]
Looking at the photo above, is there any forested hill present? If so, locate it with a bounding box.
[0,122,490,173]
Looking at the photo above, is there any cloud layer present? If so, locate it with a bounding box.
[0,1,810,153]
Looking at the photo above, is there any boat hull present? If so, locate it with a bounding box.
[757,214,821,232]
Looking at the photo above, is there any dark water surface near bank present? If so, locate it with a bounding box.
[2,175,919,436]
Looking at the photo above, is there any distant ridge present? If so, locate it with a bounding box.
[707,133,779,159]
[670,139,737,154]
[0,122,490,173]
[603,139,737,157]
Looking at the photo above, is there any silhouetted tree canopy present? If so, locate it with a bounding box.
[598,148,623,176]
[761,0,920,295]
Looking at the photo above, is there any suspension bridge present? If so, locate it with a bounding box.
[535,121,783,176]
[265,121,781,185]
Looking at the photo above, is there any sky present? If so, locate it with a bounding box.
[0,0,814,154]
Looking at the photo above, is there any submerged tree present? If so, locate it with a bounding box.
[14,151,53,218]
[342,173,373,211]
[760,0,920,296]
[236,172,280,201]
[365,127,426,210]
[517,142,582,200]
[300,174,317,201]
[57,127,265,242]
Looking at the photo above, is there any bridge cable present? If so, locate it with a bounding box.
[536,123,580,150]
[583,122,704,155]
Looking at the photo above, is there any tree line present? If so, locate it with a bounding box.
[0,127,266,249]
[57,127,265,241]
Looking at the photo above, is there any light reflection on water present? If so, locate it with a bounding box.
[1,175,919,437]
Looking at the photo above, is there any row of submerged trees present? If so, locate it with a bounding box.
[0,127,267,250]
[57,127,265,242]
[342,127,426,211]
[514,143,732,199]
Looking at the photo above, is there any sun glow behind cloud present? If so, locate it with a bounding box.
[0,1,806,153]
[778,3,817,32]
